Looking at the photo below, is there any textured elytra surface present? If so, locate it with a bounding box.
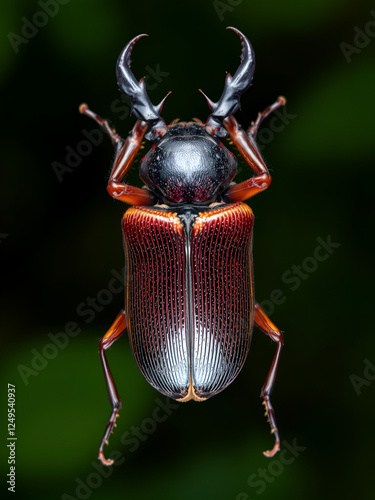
[122,203,254,399]
[191,203,254,397]
[122,208,188,398]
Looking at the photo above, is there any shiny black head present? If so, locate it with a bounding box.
[139,122,237,204]
[116,27,254,204]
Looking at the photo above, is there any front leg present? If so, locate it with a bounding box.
[79,104,156,206]
[222,96,286,203]
[247,96,286,138]
[223,115,271,203]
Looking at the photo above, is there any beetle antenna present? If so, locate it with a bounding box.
[116,34,169,142]
[203,27,255,138]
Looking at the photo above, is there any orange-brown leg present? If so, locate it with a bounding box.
[79,104,155,206]
[254,302,284,458]
[98,309,127,466]
[223,96,286,203]
[248,96,286,138]
[223,115,271,203]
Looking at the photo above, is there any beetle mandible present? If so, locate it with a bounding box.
[80,27,285,466]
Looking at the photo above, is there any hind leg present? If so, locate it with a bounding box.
[254,302,284,457]
[98,309,127,465]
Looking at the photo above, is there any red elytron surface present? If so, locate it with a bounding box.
[123,208,188,397]
[191,203,254,397]
[122,202,254,399]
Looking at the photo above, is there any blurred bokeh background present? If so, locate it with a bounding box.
[0,0,373,498]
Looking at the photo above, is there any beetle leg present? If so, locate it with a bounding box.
[79,104,123,144]
[254,302,284,458]
[79,104,156,206]
[222,115,271,203]
[98,309,127,466]
[247,96,286,138]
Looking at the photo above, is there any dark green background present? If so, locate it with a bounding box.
[0,0,372,499]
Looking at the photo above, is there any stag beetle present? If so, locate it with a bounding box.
[80,26,285,466]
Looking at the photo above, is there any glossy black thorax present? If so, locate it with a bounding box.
[139,122,237,205]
